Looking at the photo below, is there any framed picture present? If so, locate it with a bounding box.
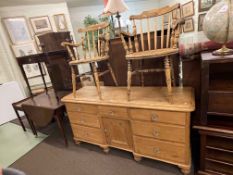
[199,0,216,12]
[172,8,181,19]
[181,1,195,18]
[2,17,31,44]
[11,42,37,57]
[23,63,46,79]
[54,14,68,31]
[198,13,206,31]
[183,18,194,33]
[30,16,52,34]
[33,34,43,52]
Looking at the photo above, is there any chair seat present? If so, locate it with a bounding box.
[126,48,179,60]
[69,55,109,65]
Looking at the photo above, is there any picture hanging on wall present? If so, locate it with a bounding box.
[33,34,43,52]
[198,13,206,31]
[2,16,32,44]
[183,18,194,33]
[181,1,195,18]
[53,14,68,31]
[30,16,52,34]
[172,8,181,19]
[11,41,37,57]
[23,63,46,79]
[198,0,216,12]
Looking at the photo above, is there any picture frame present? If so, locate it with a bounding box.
[53,14,68,31]
[2,16,32,44]
[181,1,195,18]
[183,18,194,33]
[198,0,216,12]
[22,63,46,79]
[172,8,181,19]
[198,13,206,31]
[30,16,52,34]
[33,34,43,52]
[11,42,37,57]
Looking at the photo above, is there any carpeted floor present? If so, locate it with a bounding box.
[10,117,194,175]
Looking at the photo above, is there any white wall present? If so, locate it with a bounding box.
[0,2,75,95]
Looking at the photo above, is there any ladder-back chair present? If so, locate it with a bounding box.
[120,4,183,101]
[62,22,118,99]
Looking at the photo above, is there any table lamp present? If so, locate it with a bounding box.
[104,0,128,33]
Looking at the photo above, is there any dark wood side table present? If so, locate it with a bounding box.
[194,51,233,175]
[12,89,69,146]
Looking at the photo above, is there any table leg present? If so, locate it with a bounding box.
[25,114,37,136]
[13,107,26,131]
[54,110,68,146]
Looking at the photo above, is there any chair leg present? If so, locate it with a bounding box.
[107,61,118,86]
[170,56,176,86]
[71,66,77,98]
[127,60,132,101]
[140,60,144,87]
[91,62,102,100]
[164,56,173,103]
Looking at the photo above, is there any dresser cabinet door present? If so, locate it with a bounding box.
[102,118,133,150]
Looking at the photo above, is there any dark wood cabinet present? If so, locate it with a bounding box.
[194,52,233,175]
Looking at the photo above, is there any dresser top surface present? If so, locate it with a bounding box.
[62,86,195,112]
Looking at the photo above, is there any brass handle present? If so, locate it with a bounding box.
[151,114,159,122]
[152,130,159,137]
[153,148,160,154]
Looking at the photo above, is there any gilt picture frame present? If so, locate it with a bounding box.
[181,1,195,18]
[30,16,52,34]
[199,0,216,12]
[183,18,194,33]
[2,16,32,44]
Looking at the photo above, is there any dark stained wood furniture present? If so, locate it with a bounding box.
[194,52,233,175]
[62,22,118,99]
[12,89,68,145]
[120,4,183,101]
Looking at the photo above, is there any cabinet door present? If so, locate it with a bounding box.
[102,118,133,150]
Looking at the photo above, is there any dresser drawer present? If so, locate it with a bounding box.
[72,124,106,144]
[66,103,98,114]
[132,121,185,143]
[130,109,186,125]
[133,136,185,163]
[99,106,128,119]
[68,111,100,128]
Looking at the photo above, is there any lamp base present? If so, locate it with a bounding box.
[212,45,233,56]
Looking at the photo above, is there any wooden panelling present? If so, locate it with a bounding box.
[133,135,185,163]
[72,124,106,144]
[68,111,100,128]
[66,103,98,114]
[99,106,128,119]
[130,108,186,125]
[132,121,185,143]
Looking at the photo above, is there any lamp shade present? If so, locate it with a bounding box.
[104,0,128,13]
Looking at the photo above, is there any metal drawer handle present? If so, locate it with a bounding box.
[153,148,160,154]
[151,114,159,122]
[153,130,159,137]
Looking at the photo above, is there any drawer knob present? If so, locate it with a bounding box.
[109,111,114,116]
[77,108,81,112]
[153,130,159,137]
[151,114,159,122]
[153,148,160,154]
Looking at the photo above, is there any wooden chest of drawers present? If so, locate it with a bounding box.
[62,86,195,175]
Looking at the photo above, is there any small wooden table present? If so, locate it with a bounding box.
[62,86,195,174]
[12,89,69,145]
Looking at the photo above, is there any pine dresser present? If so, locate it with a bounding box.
[61,86,195,174]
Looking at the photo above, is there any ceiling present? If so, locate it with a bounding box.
[0,0,146,7]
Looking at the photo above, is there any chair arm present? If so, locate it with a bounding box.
[61,41,82,48]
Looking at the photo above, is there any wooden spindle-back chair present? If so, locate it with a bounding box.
[120,4,183,101]
[62,22,118,99]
